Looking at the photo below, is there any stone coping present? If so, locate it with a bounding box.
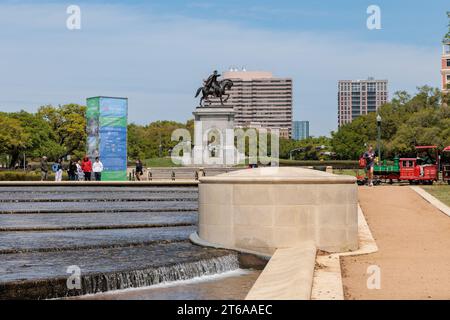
[199,167,356,184]
[0,180,199,187]
[200,176,355,184]
[189,232,271,260]
[190,232,316,300]
[310,205,378,300]
[245,244,317,300]
[193,107,235,112]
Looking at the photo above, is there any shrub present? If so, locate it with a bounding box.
[0,170,67,181]
[279,159,359,169]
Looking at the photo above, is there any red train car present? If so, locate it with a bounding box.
[399,146,439,185]
[442,146,450,185]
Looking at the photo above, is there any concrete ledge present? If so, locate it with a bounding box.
[410,186,450,218]
[245,243,317,300]
[189,232,271,261]
[0,180,199,187]
[200,176,356,184]
[199,167,355,184]
[198,167,359,254]
[310,205,378,300]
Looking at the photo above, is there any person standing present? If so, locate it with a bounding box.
[135,159,143,181]
[54,159,63,182]
[81,156,92,181]
[93,157,103,181]
[76,160,84,181]
[363,145,376,187]
[40,156,48,181]
[67,160,77,181]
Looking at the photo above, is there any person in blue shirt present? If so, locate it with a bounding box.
[53,158,63,182]
[363,145,375,187]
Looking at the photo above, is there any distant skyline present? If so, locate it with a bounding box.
[0,0,448,136]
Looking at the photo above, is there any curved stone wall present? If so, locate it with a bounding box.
[198,167,358,255]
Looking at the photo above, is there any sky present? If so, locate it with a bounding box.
[0,0,448,136]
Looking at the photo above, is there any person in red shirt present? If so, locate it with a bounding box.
[81,156,93,181]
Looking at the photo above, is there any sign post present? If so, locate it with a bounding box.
[86,96,128,181]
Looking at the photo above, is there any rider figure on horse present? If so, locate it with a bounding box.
[204,70,221,95]
[196,70,233,106]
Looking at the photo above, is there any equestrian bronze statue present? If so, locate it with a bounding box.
[195,70,234,106]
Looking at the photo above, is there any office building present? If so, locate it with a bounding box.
[338,78,388,127]
[292,121,310,140]
[442,39,450,94]
[211,69,293,139]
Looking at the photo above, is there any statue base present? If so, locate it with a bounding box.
[192,106,236,166]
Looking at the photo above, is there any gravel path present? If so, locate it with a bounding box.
[341,186,450,300]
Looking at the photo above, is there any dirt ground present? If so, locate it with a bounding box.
[341,186,450,300]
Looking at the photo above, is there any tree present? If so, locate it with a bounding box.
[8,111,57,159]
[0,114,30,167]
[331,86,450,160]
[127,120,192,161]
[127,123,147,160]
[37,104,86,160]
[280,136,332,160]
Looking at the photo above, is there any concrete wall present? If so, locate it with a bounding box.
[198,167,358,255]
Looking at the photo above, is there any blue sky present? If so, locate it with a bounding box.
[0,0,448,136]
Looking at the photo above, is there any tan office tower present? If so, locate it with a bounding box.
[338,78,388,127]
[210,70,293,139]
[442,39,450,94]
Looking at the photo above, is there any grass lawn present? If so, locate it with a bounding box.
[141,158,182,167]
[421,185,450,207]
[333,169,362,177]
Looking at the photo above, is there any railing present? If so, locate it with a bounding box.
[128,167,237,181]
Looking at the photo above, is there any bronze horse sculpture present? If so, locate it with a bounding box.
[195,78,234,107]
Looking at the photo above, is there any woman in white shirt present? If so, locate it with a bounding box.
[92,157,104,181]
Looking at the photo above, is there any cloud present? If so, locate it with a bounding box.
[0,2,440,136]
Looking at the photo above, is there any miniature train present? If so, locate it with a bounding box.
[357,145,450,185]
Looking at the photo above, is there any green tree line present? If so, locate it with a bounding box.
[0,86,449,167]
[0,104,86,167]
[331,86,450,159]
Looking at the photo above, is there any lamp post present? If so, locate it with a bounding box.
[159,133,163,158]
[289,147,306,160]
[376,114,382,163]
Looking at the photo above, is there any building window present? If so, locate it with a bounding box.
[447,59,450,67]
[445,44,450,55]
[367,83,376,92]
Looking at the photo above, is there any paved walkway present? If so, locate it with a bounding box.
[341,186,450,299]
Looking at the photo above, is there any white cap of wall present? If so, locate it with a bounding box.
[199,167,356,184]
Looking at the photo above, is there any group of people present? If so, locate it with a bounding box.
[40,156,103,182]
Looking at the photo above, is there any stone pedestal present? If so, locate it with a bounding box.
[192,106,236,166]
[197,167,358,255]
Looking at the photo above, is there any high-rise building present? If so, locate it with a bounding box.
[338,78,388,127]
[211,70,293,139]
[292,121,310,140]
[442,39,450,94]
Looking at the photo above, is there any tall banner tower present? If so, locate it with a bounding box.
[86,96,128,181]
